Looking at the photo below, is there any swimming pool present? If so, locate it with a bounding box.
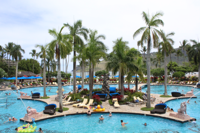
[0,90,46,132]
[1,85,199,133]
[142,85,196,95]
[18,84,135,96]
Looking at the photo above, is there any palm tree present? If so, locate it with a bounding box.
[64,20,89,93]
[5,42,14,76]
[133,11,164,108]
[0,45,5,62]
[29,49,37,73]
[48,26,72,112]
[107,38,130,99]
[176,49,183,64]
[36,44,49,97]
[12,44,25,86]
[158,30,174,95]
[188,40,200,81]
[85,30,107,98]
[141,46,147,60]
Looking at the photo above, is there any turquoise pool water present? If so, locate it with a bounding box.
[142,85,196,95]
[0,85,199,132]
[18,84,135,96]
[0,90,46,132]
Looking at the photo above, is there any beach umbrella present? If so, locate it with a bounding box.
[0,77,7,79]
[18,76,28,80]
[85,75,96,78]
[27,76,37,79]
[114,75,119,78]
[70,75,81,78]
[132,76,139,78]
[6,77,16,80]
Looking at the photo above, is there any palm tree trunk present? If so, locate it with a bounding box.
[43,57,47,97]
[15,60,18,87]
[48,66,50,82]
[135,77,138,92]
[146,35,151,108]
[118,70,121,92]
[58,54,63,112]
[65,56,67,73]
[198,63,200,81]
[121,74,124,100]
[81,61,85,90]
[164,51,167,95]
[33,56,35,73]
[73,50,76,94]
[89,62,93,99]
[128,81,130,89]
[7,53,9,76]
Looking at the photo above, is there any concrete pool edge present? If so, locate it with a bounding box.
[19,95,196,124]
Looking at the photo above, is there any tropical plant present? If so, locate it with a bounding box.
[18,59,40,74]
[29,49,37,73]
[12,44,25,86]
[36,44,49,97]
[133,11,164,107]
[64,20,89,93]
[0,68,8,78]
[175,49,183,63]
[84,30,107,98]
[158,30,174,95]
[48,26,73,112]
[188,40,200,80]
[5,42,14,76]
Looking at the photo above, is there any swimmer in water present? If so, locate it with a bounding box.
[12,117,17,121]
[8,93,11,95]
[121,120,128,127]
[99,115,104,122]
[143,123,147,126]
[87,110,91,115]
[187,100,190,104]
[195,101,197,104]
[109,112,112,117]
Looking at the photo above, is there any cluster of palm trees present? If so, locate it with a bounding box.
[0,43,25,84]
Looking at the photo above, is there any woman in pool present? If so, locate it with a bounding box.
[38,128,43,133]
[109,112,112,117]
[87,110,91,115]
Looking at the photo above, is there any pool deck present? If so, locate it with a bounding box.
[18,90,197,123]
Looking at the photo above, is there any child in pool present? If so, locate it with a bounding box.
[121,120,128,127]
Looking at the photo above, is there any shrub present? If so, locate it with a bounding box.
[80,89,89,95]
[173,72,185,78]
[112,95,123,101]
[132,92,143,99]
[92,88,102,92]
[92,95,102,104]
[69,93,82,101]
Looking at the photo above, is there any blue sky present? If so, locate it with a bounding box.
[1,0,200,73]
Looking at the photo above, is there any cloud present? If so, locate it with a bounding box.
[0,0,200,73]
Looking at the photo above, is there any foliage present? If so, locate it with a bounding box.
[18,59,40,74]
[92,88,102,92]
[92,95,102,104]
[174,66,191,73]
[69,93,83,101]
[40,96,50,99]
[80,89,89,95]
[167,62,178,72]
[112,95,123,101]
[173,72,185,78]
[132,92,144,99]
[109,99,113,105]
[56,107,69,112]
[95,70,107,77]
[160,95,171,97]
[0,68,7,78]
[151,68,164,77]
[141,107,154,111]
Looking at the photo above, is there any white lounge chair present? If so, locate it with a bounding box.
[62,96,71,103]
[113,98,120,108]
[73,98,88,107]
[81,99,94,109]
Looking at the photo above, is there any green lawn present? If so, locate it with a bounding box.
[56,107,69,112]
[141,107,154,111]
[160,95,172,98]
[40,96,50,99]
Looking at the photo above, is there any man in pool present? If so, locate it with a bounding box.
[87,110,91,115]
[143,123,147,126]
[121,120,128,127]
[99,115,104,122]
[12,117,17,121]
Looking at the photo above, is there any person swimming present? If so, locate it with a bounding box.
[121,120,128,127]
[187,100,190,104]
[109,112,112,117]
[143,123,147,126]
[12,117,17,121]
[87,110,91,115]
[99,115,104,122]
[195,101,197,104]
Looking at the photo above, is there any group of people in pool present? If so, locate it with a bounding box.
[4,117,17,123]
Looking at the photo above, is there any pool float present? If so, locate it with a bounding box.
[18,118,37,132]
[93,105,105,112]
[17,124,37,132]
